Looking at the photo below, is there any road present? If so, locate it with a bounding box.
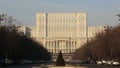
[0,64,41,68]
[80,64,120,68]
[0,64,120,68]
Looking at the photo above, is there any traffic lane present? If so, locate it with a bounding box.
[0,64,120,68]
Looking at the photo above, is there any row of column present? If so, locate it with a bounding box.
[45,40,77,53]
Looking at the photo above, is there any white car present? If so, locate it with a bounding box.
[112,61,120,66]
[97,60,107,65]
[106,60,112,65]
[97,61,102,65]
[102,60,107,64]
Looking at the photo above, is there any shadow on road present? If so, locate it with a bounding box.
[0,64,120,68]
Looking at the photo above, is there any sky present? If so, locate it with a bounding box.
[0,0,120,26]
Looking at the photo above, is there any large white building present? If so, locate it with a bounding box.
[17,12,105,60]
[31,13,105,60]
[0,13,105,56]
[36,13,87,38]
[35,13,87,54]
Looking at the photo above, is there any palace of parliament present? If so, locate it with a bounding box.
[35,13,104,53]
[0,12,106,60]
[31,13,105,60]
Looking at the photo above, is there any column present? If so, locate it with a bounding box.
[51,41,53,53]
[73,41,75,52]
[70,41,71,53]
[74,41,77,52]
[65,41,67,53]
[53,41,55,53]
[50,41,52,53]
[68,41,69,53]
[54,41,56,53]
[56,41,58,53]
[72,41,73,52]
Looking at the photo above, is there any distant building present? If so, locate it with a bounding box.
[88,26,105,40]
[16,12,106,61]
[35,13,87,54]
[27,26,36,39]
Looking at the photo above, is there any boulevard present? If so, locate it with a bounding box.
[0,64,120,68]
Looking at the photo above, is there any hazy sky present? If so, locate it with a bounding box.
[0,0,120,26]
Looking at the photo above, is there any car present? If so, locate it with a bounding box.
[111,60,120,66]
[106,60,112,65]
[97,60,107,65]
[90,60,97,64]
[102,59,107,64]
[97,61,102,65]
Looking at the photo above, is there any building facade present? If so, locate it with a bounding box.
[0,13,106,60]
[35,13,87,54]
[88,26,105,40]
[33,13,89,60]
[16,12,105,61]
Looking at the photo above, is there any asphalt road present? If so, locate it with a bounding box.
[0,64,120,68]
[0,64,41,68]
[80,64,120,68]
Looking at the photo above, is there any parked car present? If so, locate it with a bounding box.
[111,59,120,66]
[90,60,97,64]
[97,59,107,65]
[106,60,112,65]
[112,61,120,66]
[102,59,107,64]
[97,61,102,65]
